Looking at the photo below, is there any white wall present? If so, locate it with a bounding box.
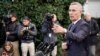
[84,0,100,18]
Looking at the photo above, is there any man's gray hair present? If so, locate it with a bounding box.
[70,2,83,11]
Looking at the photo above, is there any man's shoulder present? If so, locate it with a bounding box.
[79,19,89,25]
[76,19,89,29]
[17,23,23,28]
[91,19,98,23]
[79,19,89,30]
[29,23,36,27]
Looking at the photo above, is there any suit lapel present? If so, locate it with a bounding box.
[68,24,72,30]
[69,19,83,32]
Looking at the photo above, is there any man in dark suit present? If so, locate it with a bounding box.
[52,2,89,56]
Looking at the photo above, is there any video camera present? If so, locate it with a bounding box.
[0,15,11,26]
[45,13,53,22]
[44,13,54,31]
[22,27,30,35]
[36,42,57,56]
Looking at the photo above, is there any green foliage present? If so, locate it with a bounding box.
[0,0,85,55]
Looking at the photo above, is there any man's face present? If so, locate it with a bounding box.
[5,45,11,51]
[11,17,16,22]
[69,5,82,21]
[22,19,30,26]
[84,13,91,21]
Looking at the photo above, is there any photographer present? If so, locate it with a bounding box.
[41,13,58,56]
[5,13,19,56]
[84,12,99,56]
[18,16,37,56]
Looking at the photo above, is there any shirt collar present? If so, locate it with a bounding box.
[73,17,81,24]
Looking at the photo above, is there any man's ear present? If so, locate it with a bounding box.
[82,9,84,14]
[80,9,83,14]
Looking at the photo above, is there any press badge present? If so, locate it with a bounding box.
[49,33,52,38]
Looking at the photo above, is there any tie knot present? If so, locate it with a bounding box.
[71,23,74,27]
[69,23,75,31]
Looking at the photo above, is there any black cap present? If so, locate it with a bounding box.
[22,16,31,21]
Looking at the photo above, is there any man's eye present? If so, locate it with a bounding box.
[69,9,76,12]
[72,10,76,12]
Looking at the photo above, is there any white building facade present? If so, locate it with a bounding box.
[84,0,100,18]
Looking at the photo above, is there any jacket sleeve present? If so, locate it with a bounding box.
[90,20,99,35]
[17,24,26,36]
[28,24,37,36]
[66,23,89,42]
[41,23,48,34]
[10,23,19,35]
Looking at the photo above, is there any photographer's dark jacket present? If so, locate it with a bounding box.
[18,23,37,43]
[85,19,99,45]
[6,22,19,41]
[41,21,58,44]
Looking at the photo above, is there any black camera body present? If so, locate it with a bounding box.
[0,15,11,26]
[23,30,29,35]
[23,27,30,35]
[44,13,54,31]
[46,14,53,22]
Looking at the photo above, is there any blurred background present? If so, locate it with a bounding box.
[0,0,100,56]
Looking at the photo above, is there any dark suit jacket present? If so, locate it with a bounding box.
[65,19,89,56]
[85,19,99,45]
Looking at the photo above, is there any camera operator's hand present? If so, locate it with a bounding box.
[20,27,27,35]
[27,30,31,32]
[21,27,27,31]
[6,32,11,36]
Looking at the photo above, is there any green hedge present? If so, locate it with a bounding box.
[0,0,85,56]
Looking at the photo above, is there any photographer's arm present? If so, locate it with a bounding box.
[10,24,19,35]
[90,20,99,35]
[17,25,25,36]
[19,29,24,35]
[28,24,37,35]
[41,23,48,34]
